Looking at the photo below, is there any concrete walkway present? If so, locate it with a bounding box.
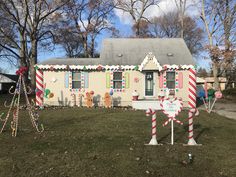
[214,103,236,120]
[199,102,236,120]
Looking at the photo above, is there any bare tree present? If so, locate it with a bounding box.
[56,0,115,58]
[197,67,208,77]
[0,0,68,88]
[174,0,199,38]
[201,0,235,90]
[174,0,187,38]
[116,0,160,37]
[147,11,204,55]
[0,1,29,80]
[216,0,236,89]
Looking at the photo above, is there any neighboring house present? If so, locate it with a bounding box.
[35,38,196,107]
[197,77,227,91]
[0,73,18,93]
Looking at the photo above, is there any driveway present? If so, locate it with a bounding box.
[198,99,236,120]
[213,102,236,120]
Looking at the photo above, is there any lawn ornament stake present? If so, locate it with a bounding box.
[202,89,222,113]
[161,98,183,145]
[187,68,200,145]
[35,67,44,108]
[145,108,161,145]
[0,67,44,137]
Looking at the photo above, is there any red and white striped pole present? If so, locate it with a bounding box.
[145,108,159,145]
[187,68,199,145]
[36,69,44,107]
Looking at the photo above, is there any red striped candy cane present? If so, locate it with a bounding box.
[36,69,44,107]
[145,108,159,145]
[162,117,183,127]
[187,68,199,145]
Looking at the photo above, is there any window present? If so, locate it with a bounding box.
[113,72,122,89]
[72,72,81,89]
[166,71,175,89]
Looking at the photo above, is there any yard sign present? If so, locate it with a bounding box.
[161,98,183,145]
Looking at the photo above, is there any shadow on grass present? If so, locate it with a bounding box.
[158,132,171,142]
[183,123,210,141]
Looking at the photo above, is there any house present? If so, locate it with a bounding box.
[35,38,197,108]
[0,73,18,93]
[197,77,227,91]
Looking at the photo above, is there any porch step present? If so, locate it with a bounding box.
[132,100,161,110]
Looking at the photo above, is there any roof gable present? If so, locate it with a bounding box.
[0,74,18,83]
[140,53,162,71]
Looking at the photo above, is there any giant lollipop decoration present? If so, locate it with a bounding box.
[207,91,222,113]
[202,88,222,113]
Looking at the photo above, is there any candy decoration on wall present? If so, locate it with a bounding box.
[159,73,163,88]
[177,72,183,91]
[163,72,167,89]
[48,93,54,98]
[109,89,113,96]
[187,68,199,145]
[124,72,129,88]
[145,108,160,145]
[36,69,44,107]
[134,77,139,83]
[106,73,111,88]
[175,71,179,91]
[44,89,51,98]
[51,77,57,83]
[161,98,183,145]
[1,67,44,137]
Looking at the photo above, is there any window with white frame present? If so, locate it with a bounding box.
[72,72,81,89]
[166,71,175,89]
[113,72,122,89]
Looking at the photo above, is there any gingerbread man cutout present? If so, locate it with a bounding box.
[103,92,112,108]
[85,91,94,108]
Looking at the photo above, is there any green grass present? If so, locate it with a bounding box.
[0,94,235,177]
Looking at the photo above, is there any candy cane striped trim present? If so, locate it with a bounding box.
[188,68,197,108]
[188,108,199,139]
[146,108,157,141]
[146,108,156,116]
[36,69,43,106]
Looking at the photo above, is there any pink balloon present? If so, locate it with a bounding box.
[215,91,222,99]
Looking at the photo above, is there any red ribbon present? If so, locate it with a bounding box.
[16,67,28,75]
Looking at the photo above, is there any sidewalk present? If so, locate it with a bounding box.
[199,102,236,120]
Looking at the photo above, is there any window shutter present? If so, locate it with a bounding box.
[106,73,111,88]
[159,73,163,88]
[125,72,130,88]
[64,72,69,88]
[178,72,183,89]
[84,72,89,88]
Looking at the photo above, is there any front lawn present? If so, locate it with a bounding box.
[0,94,235,177]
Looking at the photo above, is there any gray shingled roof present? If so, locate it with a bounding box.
[40,38,194,65]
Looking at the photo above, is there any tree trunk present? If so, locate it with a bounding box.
[19,32,29,84]
[29,38,37,90]
[136,21,140,37]
[91,37,95,57]
[212,62,220,90]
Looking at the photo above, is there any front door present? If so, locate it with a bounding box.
[145,72,154,96]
